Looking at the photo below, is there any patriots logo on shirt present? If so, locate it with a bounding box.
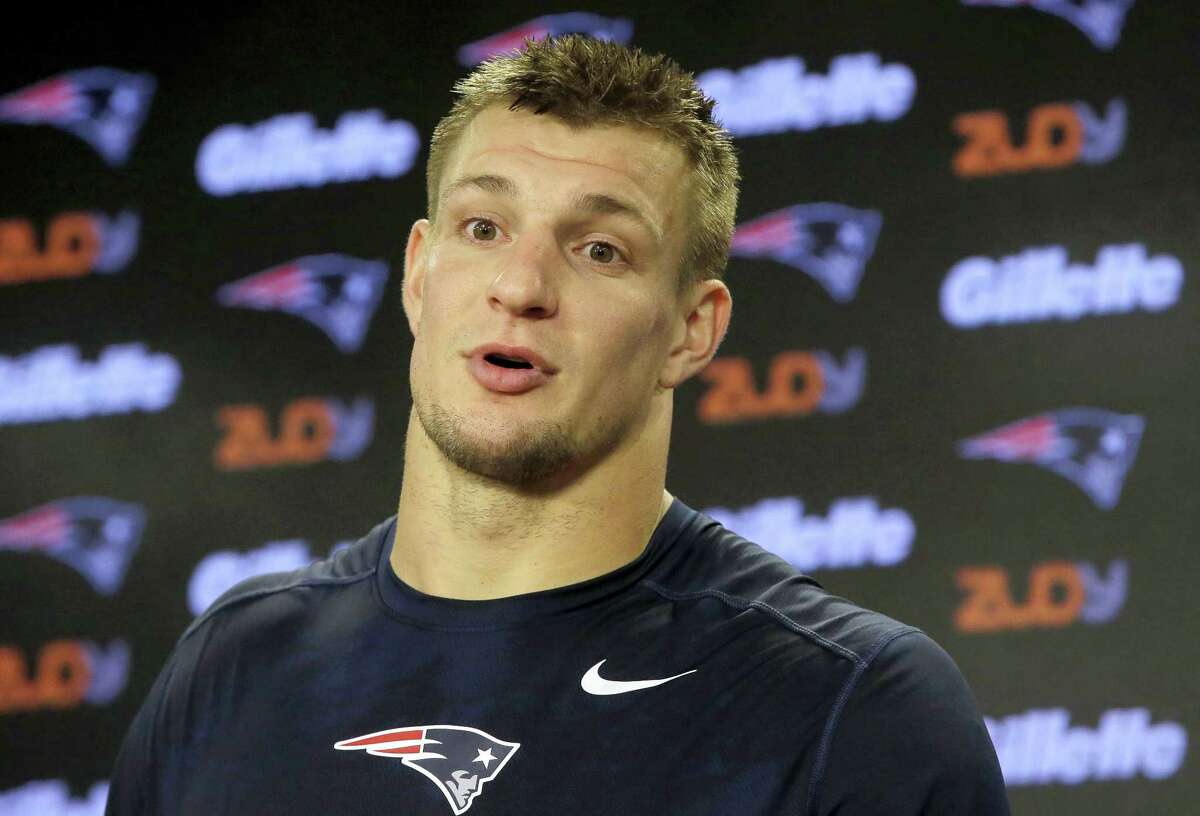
[335,724,519,814]
[0,497,146,594]
[729,203,882,303]
[457,13,633,66]
[958,407,1144,510]
[0,67,156,165]
[216,254,389,353]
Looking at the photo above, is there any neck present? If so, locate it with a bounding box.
[390,396,675,600]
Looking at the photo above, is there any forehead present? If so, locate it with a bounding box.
[441,104,691,214]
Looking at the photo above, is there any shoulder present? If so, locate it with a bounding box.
[650,506,916,665]
[106,519,392,812]
[663,516,973,702]
[178,516,387,648]
[657,505,1008,812]
[809,629,1010,813]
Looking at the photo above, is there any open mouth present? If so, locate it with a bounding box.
[484,353,534,370]
[469,351,550,394]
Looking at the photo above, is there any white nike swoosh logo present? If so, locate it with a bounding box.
[580,659,698,696]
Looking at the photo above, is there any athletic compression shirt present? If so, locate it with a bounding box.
[106,496,1010,815]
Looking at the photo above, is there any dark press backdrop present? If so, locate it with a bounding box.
[1,1,1196,813]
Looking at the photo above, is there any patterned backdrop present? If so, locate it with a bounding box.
[1,1,1196,813]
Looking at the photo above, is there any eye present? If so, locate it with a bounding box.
[585,241,624,264]
[466,218,501,242]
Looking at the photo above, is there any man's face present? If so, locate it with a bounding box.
[402,103,697,488]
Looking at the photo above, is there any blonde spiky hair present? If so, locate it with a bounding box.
[425,34,740,299]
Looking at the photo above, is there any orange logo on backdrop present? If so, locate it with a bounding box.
[0,213,100,283]
[952,99,1124,178]
[0,640,90,713]
[0,210,138,285]
[215,396,374,470]
[217,399,340,470]
[699,352,824,422]
[956,562,1083,632]
[954,559,1127,633]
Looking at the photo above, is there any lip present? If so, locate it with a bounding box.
[467,343,556,374]
[468,354,552,394]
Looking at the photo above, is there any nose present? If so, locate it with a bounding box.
[486,229,559,319]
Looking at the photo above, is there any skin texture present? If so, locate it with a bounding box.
[391,102,732,600]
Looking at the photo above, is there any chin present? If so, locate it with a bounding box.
[419,396,572,480]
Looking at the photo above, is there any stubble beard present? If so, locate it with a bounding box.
[412,377,627,489]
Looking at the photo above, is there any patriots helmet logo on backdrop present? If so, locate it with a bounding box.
[730,203,882,303]
[958,407,1144,510]
[216,254,389,353]
[961,0,1136,51]
[0,497,146,595]
[0,67,155,165]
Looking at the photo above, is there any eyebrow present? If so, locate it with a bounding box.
[439,173,663,244]
[440,174,518,210]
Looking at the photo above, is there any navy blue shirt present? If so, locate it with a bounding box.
[107,497,1010,815]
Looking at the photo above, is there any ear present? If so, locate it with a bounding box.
[658,279,732,390]
[402,219,431,337]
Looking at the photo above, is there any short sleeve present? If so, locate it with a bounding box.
[808,630,1011,815]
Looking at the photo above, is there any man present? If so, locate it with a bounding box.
[107,36,1010,815]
